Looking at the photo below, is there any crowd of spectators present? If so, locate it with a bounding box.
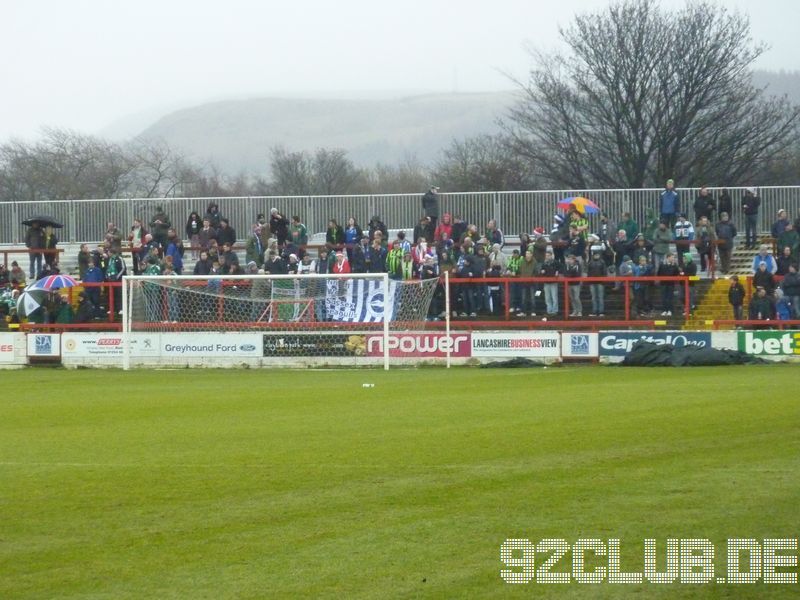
[6,183,800,325]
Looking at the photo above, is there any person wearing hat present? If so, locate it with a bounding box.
[421,185,440,231]
[742,187,760,249]
[618,212,639,241]
[659,179,680,228]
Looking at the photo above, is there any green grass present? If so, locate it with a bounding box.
[1,366,798,599]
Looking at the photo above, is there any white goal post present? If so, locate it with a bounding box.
[121,272,441,370]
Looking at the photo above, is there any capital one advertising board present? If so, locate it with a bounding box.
[365,332,472,357]
[598,331,712,356]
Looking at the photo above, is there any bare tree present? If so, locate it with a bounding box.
[505,0,800,188]
[268,146,358,195]
[432,134,539,191]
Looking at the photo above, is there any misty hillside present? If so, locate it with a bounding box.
[137,70,800,177]
[138,92,517,174]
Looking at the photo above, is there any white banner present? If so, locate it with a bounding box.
[561,332,599,358]
[471,331,560,358]
[159,333,263,357]
[61,333,161,357]
[27,333,60,357]
[325,279,396,322]
[0,332,22,363]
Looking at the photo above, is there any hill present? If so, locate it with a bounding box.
[133,70,800,177]
[137,92,517,174]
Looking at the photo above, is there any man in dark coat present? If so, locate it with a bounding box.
[421,186,440,231]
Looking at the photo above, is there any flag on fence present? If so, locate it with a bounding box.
[325,279,396,322]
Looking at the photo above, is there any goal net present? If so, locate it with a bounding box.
[122,273,440,368]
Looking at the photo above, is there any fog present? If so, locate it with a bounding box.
[2,0,798,140]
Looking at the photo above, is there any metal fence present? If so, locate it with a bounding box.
[2,186,799,245]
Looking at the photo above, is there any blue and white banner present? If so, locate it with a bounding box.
[325,279,396,322]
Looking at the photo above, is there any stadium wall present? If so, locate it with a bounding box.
[2,330,798,368]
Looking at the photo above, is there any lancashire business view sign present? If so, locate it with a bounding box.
[471,332,560,358]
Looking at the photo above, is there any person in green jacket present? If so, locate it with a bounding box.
[651,221,674,271]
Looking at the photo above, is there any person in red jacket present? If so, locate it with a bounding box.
[333,251,351,274]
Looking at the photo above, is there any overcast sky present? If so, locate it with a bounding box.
[2,0,798,141]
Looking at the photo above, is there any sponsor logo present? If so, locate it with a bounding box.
[0,344,12,352]
[738,331,800,355]
[471,332,560,357]
[263,334,350,357]
[365,333,471,357]
[570,334,590,355]
[97,338,122,346]
[239,344,256,352]
[599,332,711,356]
[35,335,52,355]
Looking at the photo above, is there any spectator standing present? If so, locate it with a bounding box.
[216,218,236,247]
[777,223,799,263]
[771,209,790,240]
[149,206,171,248]
[343,217,363,261]
[434,213,453,242]
[413,216,434,247]
[197,219,216,252]
[185,211,202,258]
[129,218,146,273]
[204,202,222,229]
[586,251,607,317]
[618,212,639,241]
[289,216,308,249]
[246,226,265,268]
[633,255,653,316]
[540,250,561,316]
[77,243,91,280]
[104,247,126,315]
[657,253,680,316]
[25,222,45,279]
[367,215,388,242]
[269,208,290,247]
[742,187,760,249]
[714,212,737,274]
[718,189,733,220]
[694,216,717,273]
[326,219,345,252]
[659,179,680,227]
[421,185,440,231]
[652,222,673,271]
[165,230,184,275]
[693,186,716,223]
[367,239,388,273]
[193,251,213,275]
[673,214,694,267]
[728,275,745,320]
[564,255,583,317]
[776,247,796,276]
[680,253,698,313]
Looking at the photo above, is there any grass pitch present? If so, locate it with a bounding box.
[1,365,798,599]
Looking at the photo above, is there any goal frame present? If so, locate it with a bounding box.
[121,272,393,371]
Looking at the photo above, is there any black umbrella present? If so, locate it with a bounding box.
[22,215,63,228]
